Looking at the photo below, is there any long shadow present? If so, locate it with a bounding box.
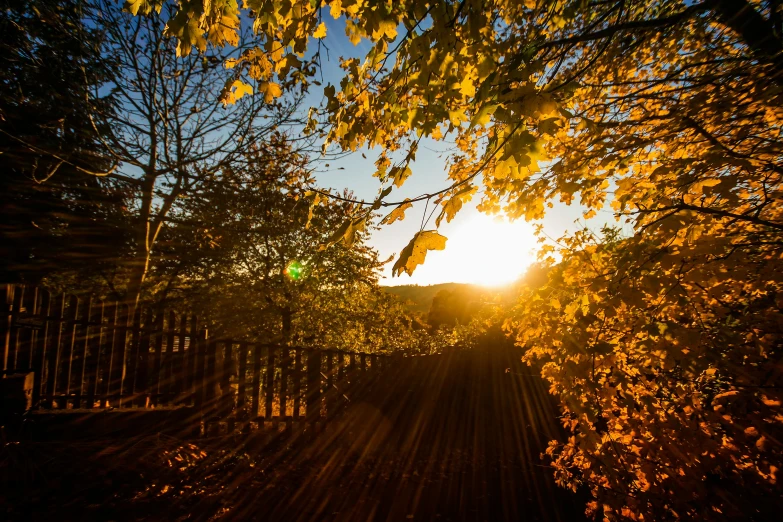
[1,347,591,522]
[201,347,591,522]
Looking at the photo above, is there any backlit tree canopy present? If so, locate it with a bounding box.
[131,0,782,268]
[128,0,782,519]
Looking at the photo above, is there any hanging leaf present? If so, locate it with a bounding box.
[392,230,447,277]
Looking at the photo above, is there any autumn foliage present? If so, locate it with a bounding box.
[78,0,783,519]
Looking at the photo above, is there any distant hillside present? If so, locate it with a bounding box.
[382,271,543,323]
[382,283,480,314]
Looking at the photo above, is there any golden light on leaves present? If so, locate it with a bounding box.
[258,81,282,104]
[219,80,253,106]
[313,21,327,39]
[392,230,447,277]
[128,0,783,518]
[123,0,162,16]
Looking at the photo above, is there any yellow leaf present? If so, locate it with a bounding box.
[374,19,398,40]
[392,231,448,277]
[470,103,498,128]
[392,166,412,188]
[123,0,162,16]
[459,76,476,98]
[219,80,254,106]
[345,19,363,46]
[313,22,327,39]
[449,110,468,127]
[258,81,283,103]
[436,187,474,227]
[382,200,413,224]
[165,14,208,56]
[329,0,343,18]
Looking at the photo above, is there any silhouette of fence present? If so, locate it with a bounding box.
[1,284,388,433]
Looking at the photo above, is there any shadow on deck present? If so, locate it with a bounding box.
[1,348,590,522]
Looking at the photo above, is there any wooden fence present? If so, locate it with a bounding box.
[1,284,388,429]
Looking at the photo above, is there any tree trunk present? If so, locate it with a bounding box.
[125,252,149,310]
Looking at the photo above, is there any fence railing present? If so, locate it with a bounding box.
[1,284,388,427]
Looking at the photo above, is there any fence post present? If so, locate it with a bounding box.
[74,296,91,408]
[306,350,322,422]
[162,310,177,405]
[184,315,199,405]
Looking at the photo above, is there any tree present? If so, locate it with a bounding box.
[89,0,310,305]
[508,225,782,520]
[153,133,401,348]
[130,1,783,518]
[0,0,131,285]
[127,0,782,270]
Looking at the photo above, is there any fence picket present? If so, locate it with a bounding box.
[106,303,126,408]
[237,342,248,428]
[306,350,322,420]
[173,312,187,402]
[44,293,65,409]
[220,342,233,429]
[149,309,164,406]
[194,328,208,413]
[85,301,104,409]
[280,347,289,418]
[251,344,262,420]
[16,287,36,371]
[326,351,335,417]
[7,286,23,371]
[185,316,199,404]
[293,349,302,420]
[265,346,275,419]
[134,308,152,407]
[31,290,51,407]
[163,310,177,404]
[1,285,392,431]
[204,339,218,420]
[1,285,13,372]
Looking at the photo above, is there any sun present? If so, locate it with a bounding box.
[388,212,537,287]
[444,214,536,286]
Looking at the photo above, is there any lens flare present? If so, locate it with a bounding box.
[285,260,304,281]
